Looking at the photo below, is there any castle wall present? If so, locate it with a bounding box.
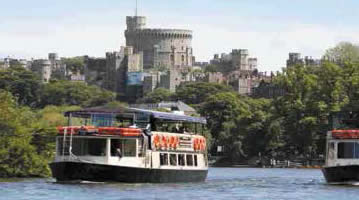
[125,16,193,69]
[30,59,52,83]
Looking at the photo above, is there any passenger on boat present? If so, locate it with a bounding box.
[116,145,122,158]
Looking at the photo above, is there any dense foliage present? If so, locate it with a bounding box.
[2,41,359,176]
[62,57,85,74]
[40,81,115,108]
[0,66,42,107]
[0,90,78,177]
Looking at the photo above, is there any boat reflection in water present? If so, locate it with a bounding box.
[50,106,208,183]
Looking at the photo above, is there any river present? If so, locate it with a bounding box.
[0,168,358,200]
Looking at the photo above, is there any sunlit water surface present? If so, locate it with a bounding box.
[0,168,358,200]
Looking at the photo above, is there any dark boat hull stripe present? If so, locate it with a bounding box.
[322,165,359,183]
[50,162,208,183]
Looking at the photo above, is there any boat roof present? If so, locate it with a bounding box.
[64,106,207,124]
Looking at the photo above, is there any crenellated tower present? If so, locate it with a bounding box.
[125,16,193,70]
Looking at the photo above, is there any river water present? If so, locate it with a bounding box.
[0,168,358,200]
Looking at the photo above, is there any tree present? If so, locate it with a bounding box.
[0,66,43,107]
[200,92,250,162]
[204,64,219,73]
[175,82,232,105]
[137,88,173,104]
[40,81,115,108]
[272,64,323,157]
[63,57,85,74]
[324,42,359,64]
[0,91,49,177]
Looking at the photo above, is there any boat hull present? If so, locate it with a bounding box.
[322,165,359,183]
[50,162,208,183]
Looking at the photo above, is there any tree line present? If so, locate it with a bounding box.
[138,42,359,165]
[1,42,359,177]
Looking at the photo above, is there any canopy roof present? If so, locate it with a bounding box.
[65,106,206,124]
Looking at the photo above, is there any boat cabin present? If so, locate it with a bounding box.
[326,112,359,167]
[54,106,208,171]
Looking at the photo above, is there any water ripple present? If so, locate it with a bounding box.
[1,168,359,200]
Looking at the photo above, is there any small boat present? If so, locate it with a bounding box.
[322,112,359,184]
[50,106,208,183]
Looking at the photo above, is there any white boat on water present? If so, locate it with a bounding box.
[50,106,208,183]
[322,112,359,184]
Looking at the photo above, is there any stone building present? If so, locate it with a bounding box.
[29,59,52,82]
[252,80,286,99]
[286,52,321,67]
[208,49,259,95]
[125,16,193,69]
[85,46,144,99]
[0,58,29,69]
[28,53,67,83]
[84,56,107,87]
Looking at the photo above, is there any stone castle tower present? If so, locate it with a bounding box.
[125,16,193,70]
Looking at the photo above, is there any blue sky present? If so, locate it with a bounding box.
[1,0,359,71]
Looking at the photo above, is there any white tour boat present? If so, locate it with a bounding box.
[50,106,208,183]
[322,112,359,184]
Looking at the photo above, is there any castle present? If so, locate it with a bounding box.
[84,15,196,101]
[125,16,193,69]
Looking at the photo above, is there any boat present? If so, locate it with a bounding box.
[50,106,208,183]
[322,111,359,184]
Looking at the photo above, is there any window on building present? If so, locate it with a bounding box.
[170,154,177,166]
[160,153,168,166]
[178,154,185,166]
[171,55,174,62]
[194,155,198,166]
[338,142,359,159]
[182,55,185,62]
[186,154,193,166]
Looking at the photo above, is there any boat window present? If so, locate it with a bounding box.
[194,155,198,166]
[328,142,335,159]
[58,138,107,156]
[123,139,137,157]
[110,139,136,157]
[170,154,177,166]
[338,142,359,159]
[178,154,185,166]
[160,153,168,166]
[186,154,193,166]
[111,139,122,157]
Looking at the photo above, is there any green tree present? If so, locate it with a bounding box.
[200,92,250,161]
[40,80,115,108]
[273,64,323,157]
[324,42,359,64]
[137,88,173,104]
[175,82,232,105]
[204,64,219,73]
[63,57,85,74]
[0,66,43,107]
[0,91,49,177]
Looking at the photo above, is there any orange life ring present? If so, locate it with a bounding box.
[169,136,175,149]
[174,136,179,149]
[161,135,168,149]
[201,138,205,151]
[153,135,160,149]
[193,138,199,151]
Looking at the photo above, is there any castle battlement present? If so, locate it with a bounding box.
[125,15,194,69]
[126,29,192,38]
